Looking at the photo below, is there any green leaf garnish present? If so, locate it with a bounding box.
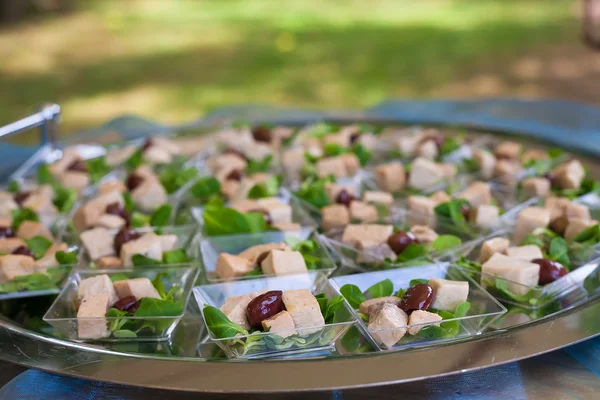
[366,279,393,298]
[340,284,365,309]
[149,204,172,227]
[203,305,248,338]
[25,236,52,260]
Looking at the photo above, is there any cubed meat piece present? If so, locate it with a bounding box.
[59,171,91,193]
[209,154,247,174]
[407,310,443,336]
[73,190,124,232]
[357,133,379,151]
[495,141,522,159]
[324,183,357,203]
[271,222,302,231]
[230,199,260,214]
[441,163,458,179]
[565,219,599,241]
[545,196,571,222]
[49,148,80,176]
[0,238,26,254]
[522,177,551,198]
[368,303,408,348]
[220,294,252,330]
[469,205,500,228]
[16,220,54,241]
[220,179,240,200]
[0,217,12,227]
[98,180,127,195]
[358,296,402,315]
[341,224,394,247]
[282,149,305,179]
[494,159,522,186]
[113,278,161,300]
[375,162,405,193]
[81,228,116,261]
[261,310,296,339]
[565,202,591,221]
[0,196,18,217]
[316,156,348,179]
[356,241,396,264]
[106,146,136,167]
[249,173,275,185]
[131,179,168,213]
[134,165,159,181]
[395,134,422,156]
[506,245,544,261]
[120,232,163,267]
[481,253,540,296]
[77,293,111,340]
[0,255,35,281]
[407,195,438,227]
[97,256,123,269]
[78,274,118,305]
[552,160,585,190]
[409,225,439,245]
[230,178,256,202]
[479,237,510,263]
[323,132,351,148]
[152,137,181,155]
[22,193,58,217]
[144,145,173,164]
[430,190,452,205]
[459,182,492,208]
[282,289,325,334]
[159,234,178,252]
[266,203,293,225]
[341,153,360,176]
[349,201,378,223]
[244,142,272,162]
[522,148,549,164]
[238,242,291,264]
[95,214,126,230]
[473,149,497,180]
[261,250,308,275]
[322,204,351,232]
[428,278,470,312]
[408,158,445,190]
[34,242,69,268]
[514,207,551,245]
[417,140,439,160]
[362,191,393,206]
[215,253,256,278]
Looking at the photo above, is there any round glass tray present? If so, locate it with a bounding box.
[0,108,599,393]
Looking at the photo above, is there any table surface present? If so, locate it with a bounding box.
[1,336,598,400]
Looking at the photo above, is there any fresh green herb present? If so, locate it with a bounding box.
[439,137,461,156]
[131,254,162,267]
[25,236,52,260]
[106,308,130,332]
[125,148,144,170]
[366,279,394,298]
[409,278,429,287]
[455,257,482,273]
[55,250,78,265]
[86,157,111,183]
[130,212,150,228]
[7,181,20,193]
[315,294,345,324]
[109,274,130,282]
[122,192,135,213]
[191,177,221,201]
[203,305,249,338]
[484,279,540,306]
[54,186,77,213]
[160,165,198,194]
[247,176,280,199]
[454,301,471,318]
[162,249,189,264]
[548,237,570,266]
[149,204,172,227]
[134,297,184,317]
[431,235,462,252]
[246,155,273,174]
[395,243,428,263]
[0,272,57,293]
[340,284,366,309]
[244,269,263,277]
[351,143,372,166]
[435,199,470,223]
[306,123,337,138]
[151,272,168,299]
[202,205,268,236]
[293,175,335,209]
[37,164,57,185]
[394,288,407,298]
[323,143,345,156]
[11,208,39,230]
[462,158,480,173]
[573,223,600,243]
[548,148,564,159]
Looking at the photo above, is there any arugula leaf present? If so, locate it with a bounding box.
[246,155,273,174]
[454,302,471,318]
[409,278,429,287]
[122,192,135,213]
[431,235,462,252]
[293,176,333,209]
[149,204,172,227]
[25,236,52,260]
[55,250,78,265]
[134,297,184,317]
[438,310,459,336]
[86,157,111,183]
[131,254,162,267]
[191,177,221,200]
[340,284,365,309]
[7,181,19,193]
[11,208,39,230]
[125,148,144,170]
[202,205,268,236]
[162,249,189,264]
[203,305,248,338]
[37,164,57,185]
[351,143,372,166]
[366,279,393,298]
[548,237,570,266]
[247,176,280,199]
[396,243,428,263]
[54,186,77,213]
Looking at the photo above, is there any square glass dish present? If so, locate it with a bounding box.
[43,267,198,341]
[193,271,356,359]
[330,263,506,351]
[74,225,199,269]
[199,230,337,283]
[450,227,600,309]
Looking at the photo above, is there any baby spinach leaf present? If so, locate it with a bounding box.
[431,235,462,252]
[246,155,273,174]
[396,243,428,263]
[130,212,150,228]
[573,223,600,243]
[149,204,172,227]
[203,305,248,338]
[409,279,429,287]
[548,237,570,266]
[340,284,365,309]
[323,143,345,156]
[0,273,56,293]
[434,199,470,223]
[162,249,189,264]
[315,294,345,324]
[11,208,39,230]
[151,272,168,299]
[547,148,564,159]
[25,236,53,260]
[351,143,372,166]
[247,176,280,199]
[55,250,78,265]
[191,177,221,200]
[54,186,77,213]
[7,180,20,193]
[131,254,162,267]
[462,158,480,173]
[454,302,471,318]
[134,297,184,317]
[438,310,459,336]
[293,176,334,209]
[366,279,393,298]
[202,206,268,236]
[415,325,447,339]
[394,288,406,298]
[160,165,198,194]
[125,148,144,170]
[520,233,546,248]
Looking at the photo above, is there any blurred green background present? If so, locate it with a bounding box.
[0,0,597,135]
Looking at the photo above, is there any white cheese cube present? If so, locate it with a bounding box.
[266,203,293,225]
[144,146,173,165]
[514,207,551,245]
[417,140,439,160]
[545,196,572,222]
[522,148,548,164]
[97,256,123,269]
[261,250,308,276]
[479,237,510,263]
[481,253,540,296]
[506,245,544,261]
[95,214,126,230]
[220,295,252,331]
[368,303,408,348]
[261,310,296,339]
[113,278,161,300]
[81,227,116,261]
[552,160,585,190]
[495,140,522,159]
[282,289,325,334]
[282,149,305,179]
[316,156,348,179]
[0,238,26,254]
[77,293,111,339]
[98,180,127,195]
[428,278,469,312]
[407,310,443,336]
[430,190,452,205]
[565,202,591,221]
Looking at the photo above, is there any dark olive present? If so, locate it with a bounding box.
[255,251,270,266]
[532,258,568,285]
[549,215,569,235]
[247,209,272,225]
[12,246,35,259]
[113,296,140,314]
[113,227,142,254]
[142,137,154,151]
[387,231,419,255]
[460,204,472,220]
[226,169,243,182]
[246,290,284,329]
[106,202,131,226]
[66,159,88,173]
[335,189,356,207]
[349,133,361,144]
[400,283,435,314]
[252,126,272,143]
[126,173,145,192]
[13,191,31,206]
[223,148,246,160]
[0,226,14,239]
